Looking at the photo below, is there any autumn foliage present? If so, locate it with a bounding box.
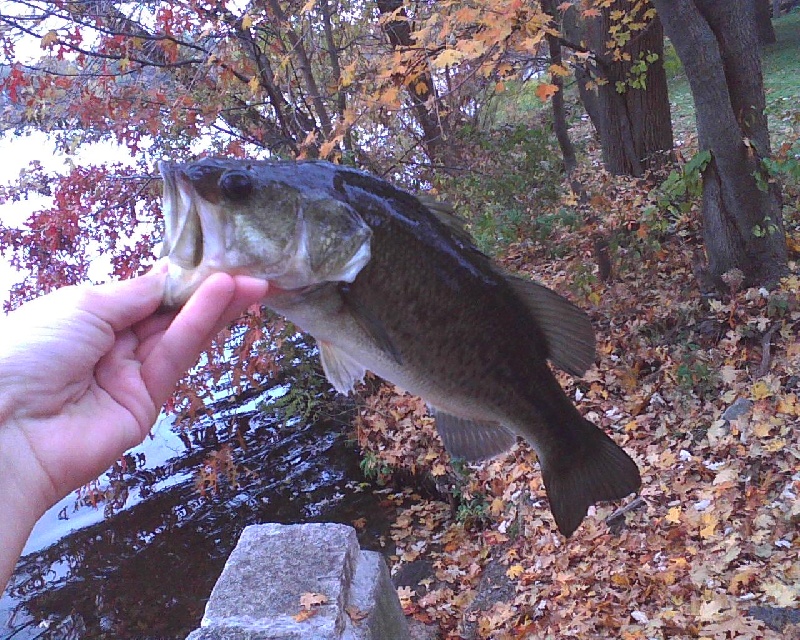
[1,0,799,637]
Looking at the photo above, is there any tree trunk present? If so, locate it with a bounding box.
[755,0,777,44]
[542,0,577,175]
[651,0,788,288]
[376,0,444,162]
[563,5,602,138]
[586,0,674,176]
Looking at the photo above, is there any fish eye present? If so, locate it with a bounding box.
[219,171,253,201]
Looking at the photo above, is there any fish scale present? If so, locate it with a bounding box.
[159,157,641,536]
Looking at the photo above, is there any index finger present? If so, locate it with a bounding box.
[140,273,268,408]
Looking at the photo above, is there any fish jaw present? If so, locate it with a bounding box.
[158,159,372,307]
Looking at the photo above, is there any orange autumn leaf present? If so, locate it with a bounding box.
[535,82,559,101]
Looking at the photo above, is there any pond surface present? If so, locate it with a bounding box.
[0,372,394,639]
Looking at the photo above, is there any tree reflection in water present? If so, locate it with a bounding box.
[3,359,394,639]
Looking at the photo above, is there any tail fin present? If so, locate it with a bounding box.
[541,418,640,537]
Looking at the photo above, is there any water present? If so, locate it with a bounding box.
[0,372,394,639]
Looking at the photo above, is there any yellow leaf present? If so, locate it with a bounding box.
[764,437,786,453]
[497,62,513,76]
[535,83,559,101]
[506,564,525,579]
[548,63,571,77]
[776,393,798,416]
[301,130,318,147]
[300,0,317,13]
[699,513,718,539]
[489,497,505,516]
[665,506,682,524]
[241,13,253,29]
[378,86,401,108]
[751,380,772,400]
[611,573,631,587]
[432,49,466,68]
[319,137,340,159]
[340,62,357,88]
[248,76,260,93]
[729,567,757,593]
[342,107,358,126]
[40,29,59,49]
[753,421,771,438]
[431,463,448,477]
[660,570,677,586]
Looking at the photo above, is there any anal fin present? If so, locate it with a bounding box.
[430,409,518,462]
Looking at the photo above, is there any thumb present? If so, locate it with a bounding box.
[73,261,170,333]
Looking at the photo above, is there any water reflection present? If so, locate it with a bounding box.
[2,361,393,639]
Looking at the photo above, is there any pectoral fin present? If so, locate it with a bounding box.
[340,284,402,365]
[319,340,367,395]
[430,409,518,461]
[504,274,596,376]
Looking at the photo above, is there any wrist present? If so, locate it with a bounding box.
[0,426,52,590]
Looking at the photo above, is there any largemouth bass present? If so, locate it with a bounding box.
[158,158,641,536]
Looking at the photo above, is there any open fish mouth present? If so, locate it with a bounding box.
[160,162,201,269]
[158,161,230,307]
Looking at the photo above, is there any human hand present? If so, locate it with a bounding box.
[0,263,268,584]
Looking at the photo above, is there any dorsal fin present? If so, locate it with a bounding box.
[415,195,477,249]
[504,274,596,376]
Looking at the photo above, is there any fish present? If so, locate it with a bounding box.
[158,157,641,536]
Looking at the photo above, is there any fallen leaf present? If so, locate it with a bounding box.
[506,564,524,579]
[665,506,682,524]
[763,581,798,607]
[698,596,726,622]
[293,608,318,622]
[299,592,329,609]
[346,604,369,621]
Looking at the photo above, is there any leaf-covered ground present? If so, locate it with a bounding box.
[353,153,800,638]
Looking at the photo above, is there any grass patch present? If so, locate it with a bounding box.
[763,11,800,137]
[668,12,800,141]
